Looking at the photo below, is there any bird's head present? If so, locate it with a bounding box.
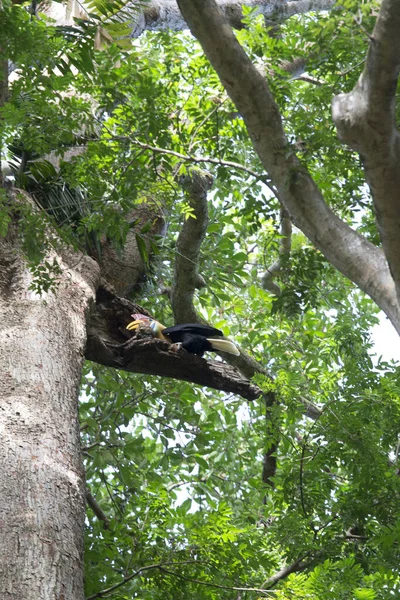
[126,313,167,340]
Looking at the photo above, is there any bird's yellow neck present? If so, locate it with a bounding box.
[150,320,168,341]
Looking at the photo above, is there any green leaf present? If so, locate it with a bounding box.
[135,233,149,265]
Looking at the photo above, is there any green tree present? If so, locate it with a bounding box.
[0,1,399,599]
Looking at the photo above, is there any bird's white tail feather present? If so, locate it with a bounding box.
[207,338,240,355]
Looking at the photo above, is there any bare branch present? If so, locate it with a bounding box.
[86,489,110,530]
[332,0,400,305]
[176,0,400,333]
[157,566,273,596]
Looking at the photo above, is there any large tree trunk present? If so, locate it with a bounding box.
[0,226,99,599]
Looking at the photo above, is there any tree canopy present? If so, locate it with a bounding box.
[1,0,400,598]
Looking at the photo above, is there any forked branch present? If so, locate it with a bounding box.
[332,0,400,305]
[176,0,400,333]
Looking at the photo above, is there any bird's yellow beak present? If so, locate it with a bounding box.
[126,314,167,341]
[126,318,149,331]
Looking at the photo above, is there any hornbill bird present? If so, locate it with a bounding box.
[127,313,240,358]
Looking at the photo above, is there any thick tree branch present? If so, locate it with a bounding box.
[332,0,400,305]
[86,336,261,401]
[131,0,336,37]
[176,0,400,334]
[171,168,212,322]
[85,292,262,401]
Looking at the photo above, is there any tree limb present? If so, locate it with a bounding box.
[176,0,400,334]
[85,560,204,600]
[332,0,400,305]
[260,552,313,589]
[158,566,273,596]
[86,489,110,530]
[85,291,262,401]
[113,137,268,182]
[171,167,212,322]
[131,0,336,38]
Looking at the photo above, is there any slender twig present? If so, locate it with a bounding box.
[158,566,274,596]
[85,561,209,599]
[107,135,269,184]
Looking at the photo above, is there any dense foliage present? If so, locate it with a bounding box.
[1,1,400,597]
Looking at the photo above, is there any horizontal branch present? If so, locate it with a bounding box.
[115,137,267,182]
[85,290,262,401]
[86,560,202,600]
[158,565,272,596]
[261,552,313,589]
[131,0,336,37]
[87,336,261,400]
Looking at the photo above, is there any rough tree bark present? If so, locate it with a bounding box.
[0,197,100,600]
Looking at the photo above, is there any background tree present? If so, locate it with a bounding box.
[0,0,399,599]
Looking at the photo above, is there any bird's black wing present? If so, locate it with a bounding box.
[163,323,223,342]
[179,333,212,357]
